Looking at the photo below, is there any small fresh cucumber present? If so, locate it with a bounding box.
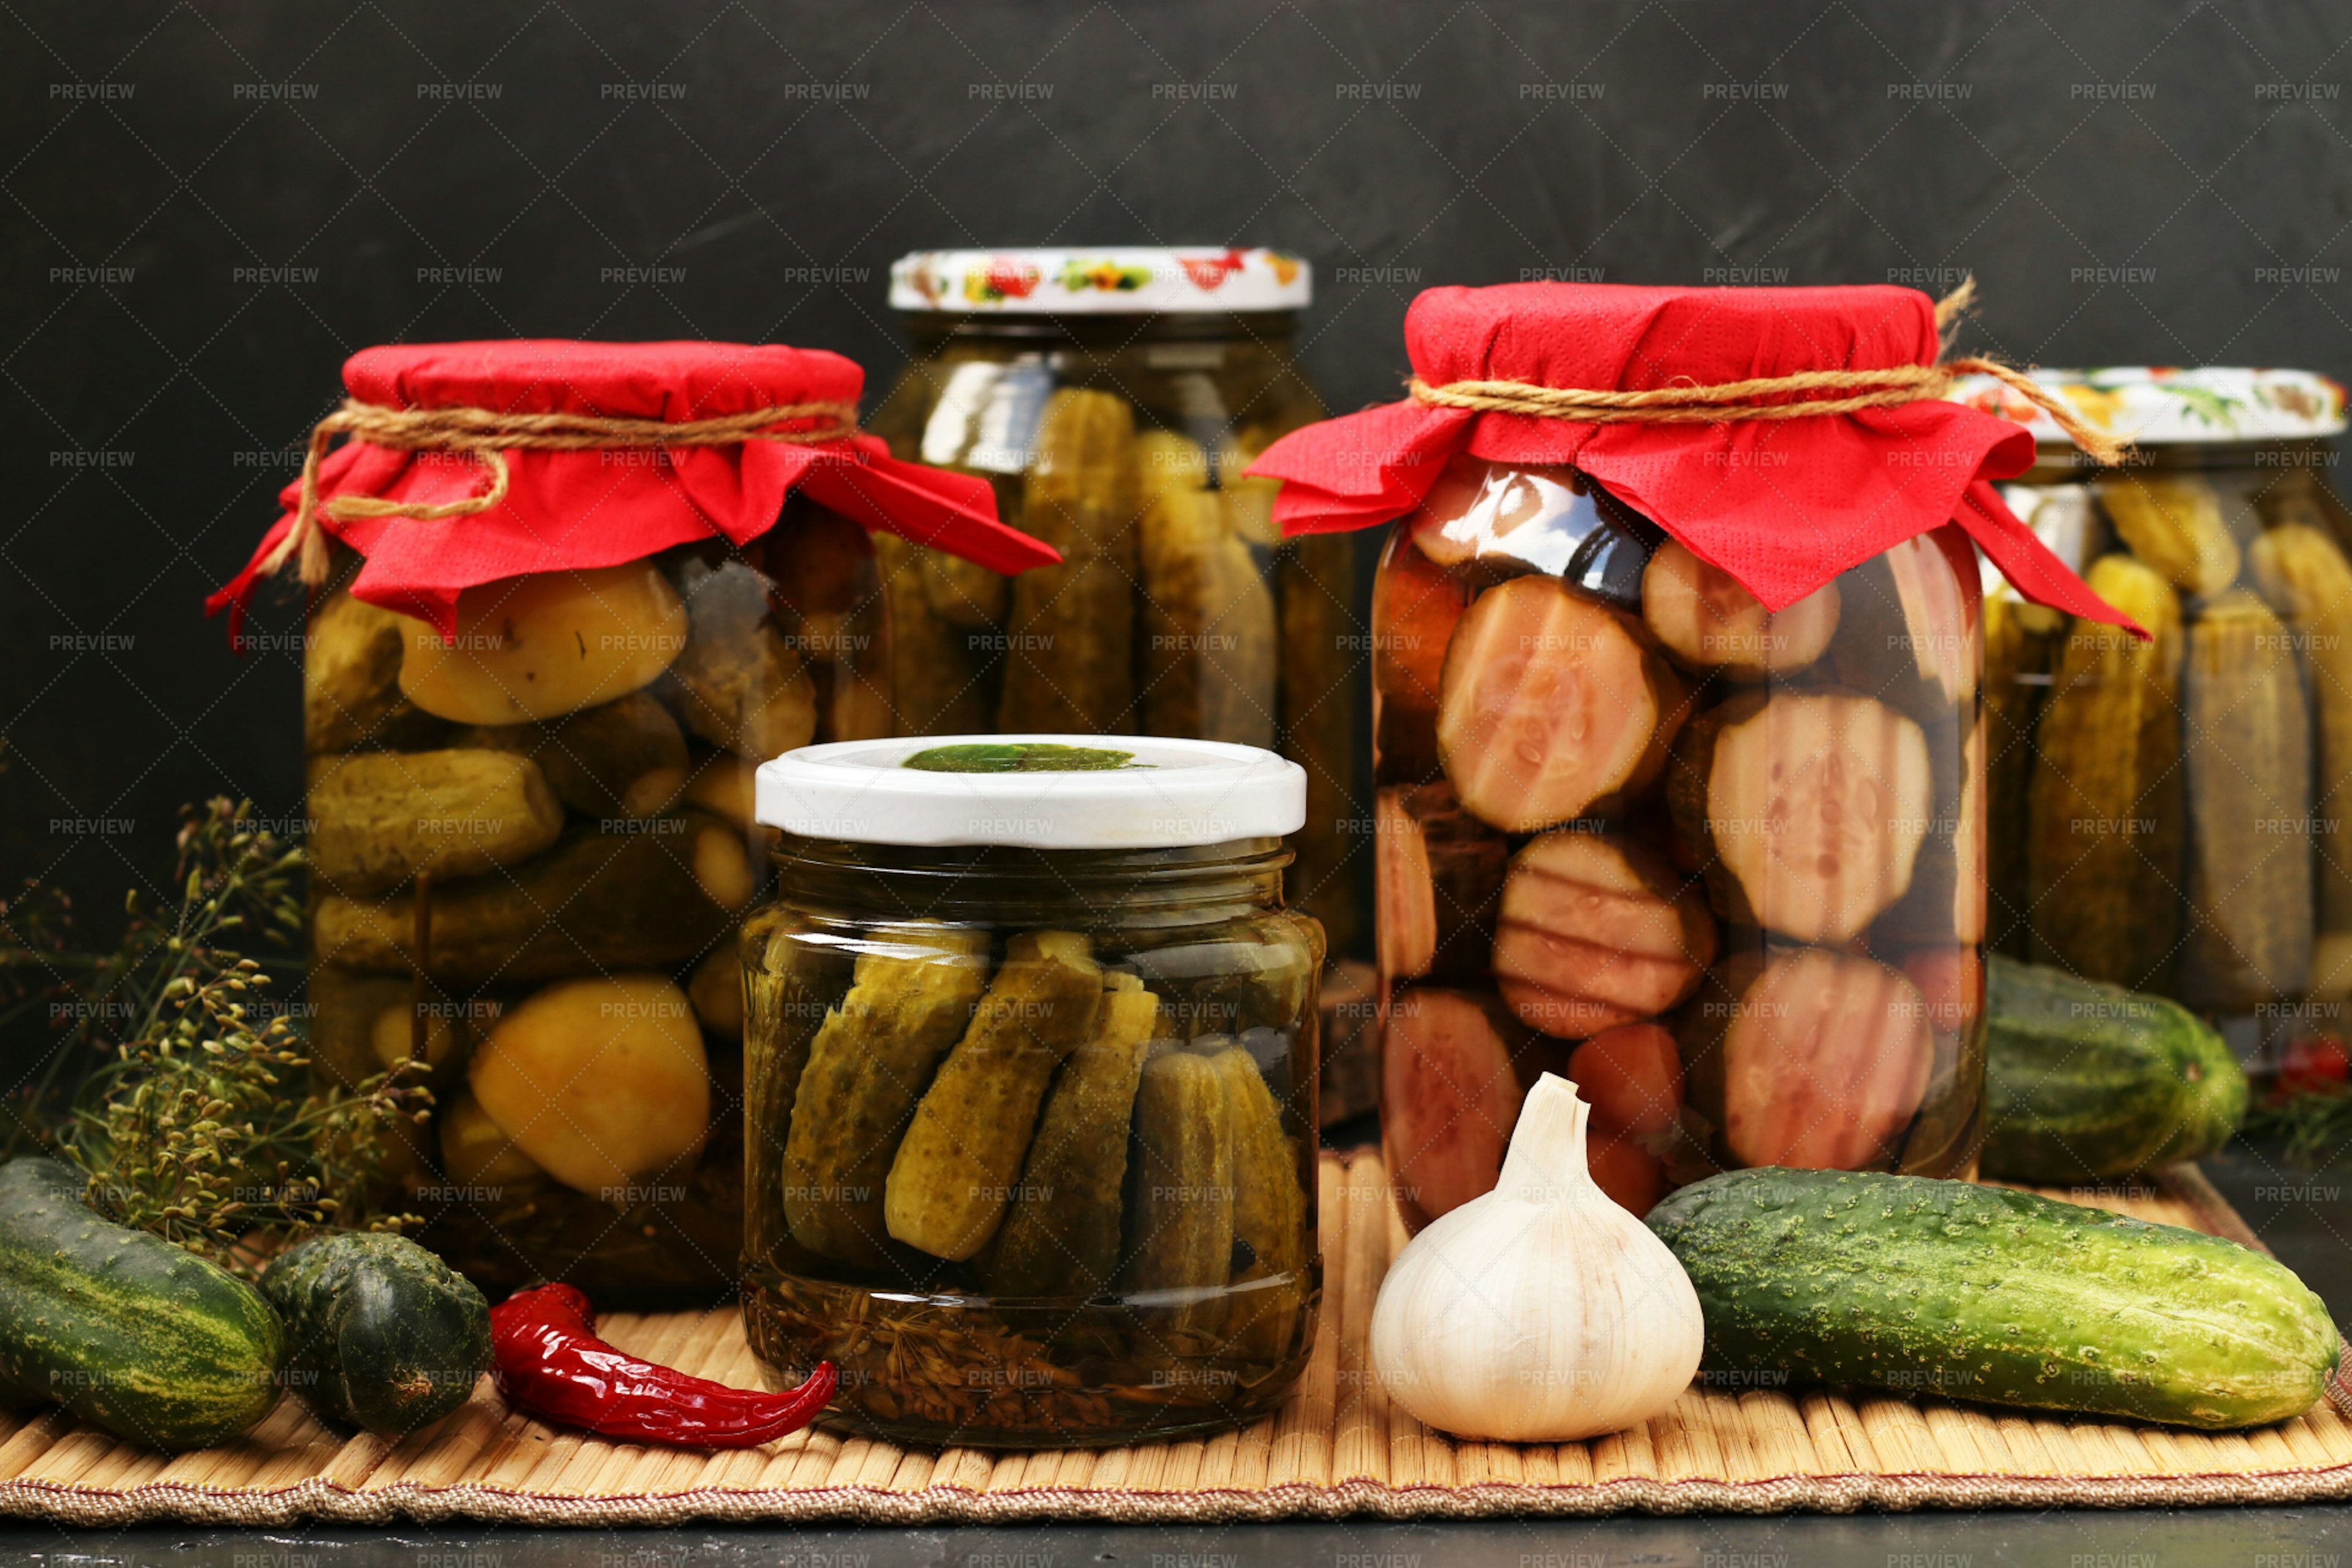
[260,1232,491,1436]
[1981,956,2247,1183]
[0,1157,285,1450]
[1648,1166,2338,1430]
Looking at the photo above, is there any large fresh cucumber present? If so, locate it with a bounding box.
[0,1158,285,1449]
[1981,956,2247,1183]
[1648,1167,2337,1430]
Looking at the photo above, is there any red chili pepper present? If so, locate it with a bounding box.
[2274,1035,2352,1106]
[490,1283,835,1449]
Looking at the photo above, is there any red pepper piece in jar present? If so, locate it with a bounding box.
[491,1282,835,1449]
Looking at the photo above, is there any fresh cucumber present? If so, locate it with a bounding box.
[1648,1166,2337,1429]
[1981,956,2247,1183]
[260,1232,491,1436]
[0,1158,285,1449]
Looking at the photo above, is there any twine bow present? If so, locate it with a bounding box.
[260,396,863,587]
[1406,279,2127,466]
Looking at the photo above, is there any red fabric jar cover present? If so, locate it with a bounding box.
[1248,282,2132,628]
[208,339,1060,643]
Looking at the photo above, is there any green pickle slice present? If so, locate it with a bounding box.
[779,922,990,1267]
[985,972,1159,1299]
[884,930,1106,1261]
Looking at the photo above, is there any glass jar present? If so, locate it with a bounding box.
[302,503,884,1304]
[740,736,1323,1448]
[209,339,1052,1306]
[1958,368,2352,1034]
[869,248,1362,959]
[1372,461,1986,1223]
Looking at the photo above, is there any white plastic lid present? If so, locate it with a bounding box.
[1948,366,2347,445]
[754,735,1307,849]
[890,248,1311,315]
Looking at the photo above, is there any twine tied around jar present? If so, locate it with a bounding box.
[1407,279,2129,466]
[258,395,863,588]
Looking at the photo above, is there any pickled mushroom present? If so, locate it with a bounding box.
[396,563,688,726]
[688,946,744,1037]
[437,1088,550,1188]
[467,973,711,1195]
[680,750,759,829]
[663,559,819,762]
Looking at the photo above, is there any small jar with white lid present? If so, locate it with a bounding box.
[740,734,1324,1448]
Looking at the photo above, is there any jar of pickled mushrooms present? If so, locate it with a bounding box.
[1955,366,2352,1027]
[742,735,1322,1447]
[1250,281,2133,1222]
[871,247,1362,958]
[208,339,1052,1305]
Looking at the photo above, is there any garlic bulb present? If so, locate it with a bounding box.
[1368,1072,1703,1441]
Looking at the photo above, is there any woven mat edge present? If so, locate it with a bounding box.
[6,1465,2352,1526]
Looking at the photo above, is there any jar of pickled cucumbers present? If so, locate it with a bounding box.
[1250,281,2132,1222]
[741,735,1323,1447]
[207,339,1052,1306]
[870,248,1362,959]
[1954,366,2352,1029]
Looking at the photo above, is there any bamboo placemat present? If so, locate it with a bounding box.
[2,1151,2349,1525]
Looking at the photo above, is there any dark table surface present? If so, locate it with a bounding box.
[0,1142,2343,1567]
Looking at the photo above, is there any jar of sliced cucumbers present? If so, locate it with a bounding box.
[869,248,1362,958]
[1251,281,2136,1227]
[741,736,1323,1447]
[1960,368,2352,1037]
[211,339,1052,1306]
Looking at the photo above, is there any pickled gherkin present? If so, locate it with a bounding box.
[2100,473,2242,597]
[998,390,1140,733]
[873,533,992,736]
[883,930,1105,1261]
[2249,522,2352,936]
[1983,590,2060,956]
[1123,1048,1235,1335]
[779,924,990,1266]
[2178,590,2315,1009]
[984,973,1159,1299]
[2026,556,2184,989]
[1138,434,1276,747]
[1210,1046,1305,1361]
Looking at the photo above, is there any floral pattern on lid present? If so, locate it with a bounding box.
[891,247,1310,314]
[1948,366,2347,445]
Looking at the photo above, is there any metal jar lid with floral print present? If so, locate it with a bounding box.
[1950,365,2347,447]
[889,246,1310,314]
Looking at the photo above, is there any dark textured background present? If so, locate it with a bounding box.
[6,0,2350,933]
